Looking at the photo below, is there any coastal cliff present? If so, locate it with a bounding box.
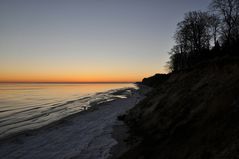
[119,57,239,159]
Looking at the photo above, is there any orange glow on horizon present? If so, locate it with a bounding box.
[0,76,139,83]
[0,73,143,83]
[0,61,166,83]
[0,70,166,83]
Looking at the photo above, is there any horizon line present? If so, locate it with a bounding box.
[0,81,138,84]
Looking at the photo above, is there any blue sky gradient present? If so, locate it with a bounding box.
[0,0,211,82]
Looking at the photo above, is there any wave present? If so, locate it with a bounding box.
[0,87,137,139]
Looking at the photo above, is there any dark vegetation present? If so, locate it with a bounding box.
[120,57,239,159]
[168,0,239,72]
[142,74,169,87]
[117,0,239,158]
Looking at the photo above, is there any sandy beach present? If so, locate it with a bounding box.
[0,87,147,159]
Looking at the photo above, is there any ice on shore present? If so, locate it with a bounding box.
[0,90,143,159]
[0,87,136,139]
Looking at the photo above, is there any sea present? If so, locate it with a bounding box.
[0,83,137,139]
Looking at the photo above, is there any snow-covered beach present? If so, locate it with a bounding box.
[0,86,146,159]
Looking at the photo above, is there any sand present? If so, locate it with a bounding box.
[0,88,146,159]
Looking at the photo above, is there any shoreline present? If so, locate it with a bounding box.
[112,60,239,159]
[0,100,105,143]
[0,86,148,159]
[109,120,135,159]
[108,85,151,159]
[0,86,136,141]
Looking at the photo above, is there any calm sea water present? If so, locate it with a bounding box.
[0,83,137,138]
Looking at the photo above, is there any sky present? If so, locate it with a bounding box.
[0,0,211,82]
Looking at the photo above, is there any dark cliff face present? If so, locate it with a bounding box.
[142,74,170,87]
[120,57,239,159]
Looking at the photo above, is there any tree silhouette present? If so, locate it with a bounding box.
[168,0,239,72]
[210,0,239,51]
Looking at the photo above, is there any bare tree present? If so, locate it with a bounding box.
[174,11,212,53]
[210,0,239,46]
[209,14,221,46]
[168,0,239,72]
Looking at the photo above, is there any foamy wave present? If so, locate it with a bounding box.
[0,87,137,139]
